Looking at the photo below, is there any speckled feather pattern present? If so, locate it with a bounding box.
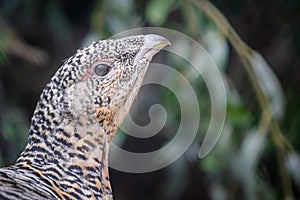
[0,35,163,200]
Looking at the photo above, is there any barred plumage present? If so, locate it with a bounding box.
[0,34,169,199]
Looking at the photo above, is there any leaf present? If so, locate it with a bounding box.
[250,51,285,119]
[227,104,251,127]
[231,129,266,196]
[285,153,300,187]
[146,0,176,26]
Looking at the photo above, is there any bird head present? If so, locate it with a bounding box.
[35,34,170,138]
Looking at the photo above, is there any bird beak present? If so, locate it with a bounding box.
[134,34,171,64]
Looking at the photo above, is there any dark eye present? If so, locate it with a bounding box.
[94,63,111,76]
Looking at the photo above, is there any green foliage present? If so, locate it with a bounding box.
[146,0,177,26]
[0,0,299,199]
[227,103,251,127]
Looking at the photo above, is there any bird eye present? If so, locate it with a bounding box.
[94,63,111,76]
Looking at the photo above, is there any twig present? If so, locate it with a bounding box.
[0,19,49,66]
[192,0,294,199]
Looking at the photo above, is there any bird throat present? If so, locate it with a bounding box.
[16,107,115,199]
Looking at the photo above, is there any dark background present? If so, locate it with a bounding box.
[0,0,299,199]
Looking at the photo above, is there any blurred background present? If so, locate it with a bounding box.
[0,0,299,199]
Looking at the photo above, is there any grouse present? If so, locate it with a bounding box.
[0,34,170,200]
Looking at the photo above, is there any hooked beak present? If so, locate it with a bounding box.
[134,34,171,63]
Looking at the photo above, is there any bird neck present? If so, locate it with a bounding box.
[16,102,116,198]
